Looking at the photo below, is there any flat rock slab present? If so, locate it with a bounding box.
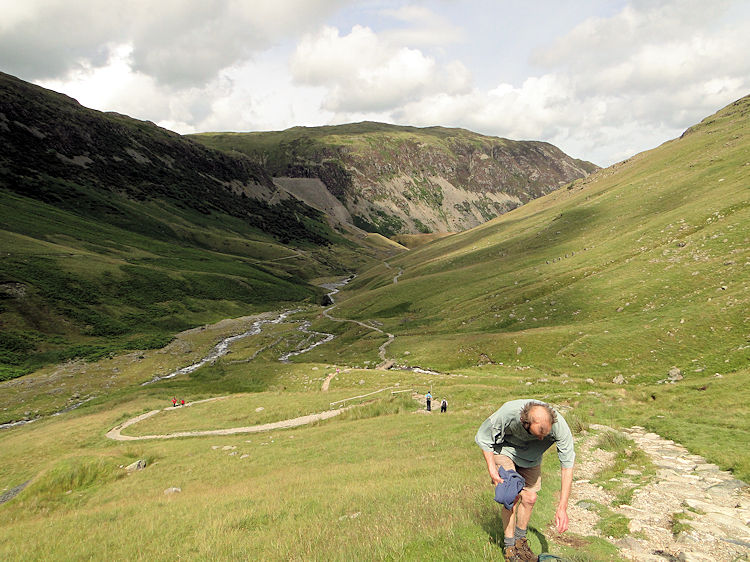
[568,425,750,562]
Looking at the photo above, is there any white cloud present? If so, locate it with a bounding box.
[291,24,471,112]
[379,5,464,46]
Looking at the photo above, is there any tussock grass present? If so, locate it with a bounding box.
[594,431,633,453]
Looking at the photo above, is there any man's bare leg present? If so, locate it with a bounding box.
[502,504,516,540]
[514,489,537,531]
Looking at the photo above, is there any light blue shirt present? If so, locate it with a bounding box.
[475,399,575,468]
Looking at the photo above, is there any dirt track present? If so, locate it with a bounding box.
[105,397,351,441]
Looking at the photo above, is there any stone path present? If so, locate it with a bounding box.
[0,480,30,505]
[567,423,750,562]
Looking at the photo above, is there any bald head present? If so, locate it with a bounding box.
[529,405,552,438]
[520,401,557,440]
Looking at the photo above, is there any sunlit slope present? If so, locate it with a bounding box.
[331,95,750,380]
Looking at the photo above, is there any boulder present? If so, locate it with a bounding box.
[668,367,684,381]
[612,374,625,384]
[164,487,181,495]
[125,459,146,472]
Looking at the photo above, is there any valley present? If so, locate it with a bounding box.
[0,73,748,561]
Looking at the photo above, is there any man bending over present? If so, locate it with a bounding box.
[475,399,575,562]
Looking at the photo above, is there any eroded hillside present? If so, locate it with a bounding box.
[190,123,598,236]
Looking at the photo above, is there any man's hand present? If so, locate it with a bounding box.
[491,472,503,486]
[555,506,569,533]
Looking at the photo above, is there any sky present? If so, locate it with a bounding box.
[1,1,749,167]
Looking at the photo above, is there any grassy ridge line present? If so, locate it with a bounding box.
[190,121,597,237]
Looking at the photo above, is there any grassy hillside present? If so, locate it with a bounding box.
[307,95,750,476]
[330,95,749,376]
[0,72,394,384]
[0,319,620,561]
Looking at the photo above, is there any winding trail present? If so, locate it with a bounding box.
[322,305,396,368]
[106,384,410,441]
[321,368,350,392]
[105,397,354,441]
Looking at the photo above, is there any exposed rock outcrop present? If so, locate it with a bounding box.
[191,123,598,235]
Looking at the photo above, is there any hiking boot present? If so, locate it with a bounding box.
[503,544,523,562]
[512,537,538,562]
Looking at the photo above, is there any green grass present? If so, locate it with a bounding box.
[670,511,693,537]
[576,500,631,539]
[0,186,389,382]
[0,370,626,561]
[590,432,656,506]
[2,94,749,560]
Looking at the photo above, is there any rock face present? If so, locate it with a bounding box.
[668,367,684,381]
[124,459,146,472]
[190,123,598,235]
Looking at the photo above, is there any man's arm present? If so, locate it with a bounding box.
[555,465,574,532]
[482,449,503,486]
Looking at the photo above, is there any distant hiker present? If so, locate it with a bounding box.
[475,399,575,562]
[172,397,177,408]
[180,399,185,407]
[425,391,432,411]
[440,399,447,413]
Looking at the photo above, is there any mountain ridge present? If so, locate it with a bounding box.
[0,72,394,381]
[189,121,598,236]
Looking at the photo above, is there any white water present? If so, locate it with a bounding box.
[141,308,301,385]
[1,277,357,429]
[142,275,356,383]
[279,275,355,362]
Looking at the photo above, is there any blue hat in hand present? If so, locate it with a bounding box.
[494,467,525,510]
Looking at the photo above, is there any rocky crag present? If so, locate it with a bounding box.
[190,122,598,236]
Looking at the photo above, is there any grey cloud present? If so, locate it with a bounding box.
[0,0,348,87]
[0,3,126,80]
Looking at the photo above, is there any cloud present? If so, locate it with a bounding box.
[37,44,334,136]
[379,5,464,46]
[0,0,347,87]
[290,24,471,113]
[6,0,750,167]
